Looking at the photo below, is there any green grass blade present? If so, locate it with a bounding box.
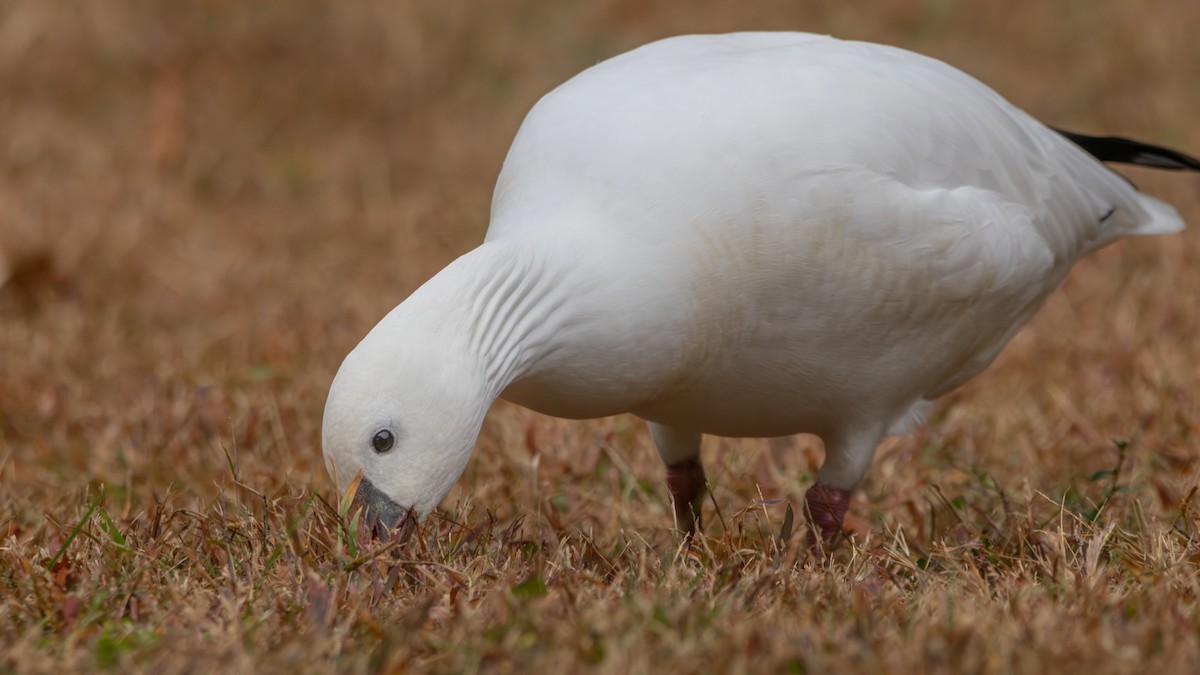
[46,486,104,569]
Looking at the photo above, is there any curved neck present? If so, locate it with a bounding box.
[392,238,572,400]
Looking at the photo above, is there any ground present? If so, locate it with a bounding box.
[2,1,1199,672]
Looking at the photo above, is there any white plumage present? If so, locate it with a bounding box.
[322,33,1192,544]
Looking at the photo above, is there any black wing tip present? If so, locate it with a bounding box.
[1053,127,1200,171]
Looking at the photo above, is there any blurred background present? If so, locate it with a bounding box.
[1,0,1197,533]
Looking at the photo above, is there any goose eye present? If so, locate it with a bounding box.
[372,429,395,454]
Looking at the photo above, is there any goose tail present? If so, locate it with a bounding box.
[1130,193,1187,236]
[1053,128,1196,236]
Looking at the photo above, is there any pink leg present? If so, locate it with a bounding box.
[666,458,707,535]
[804,483,851,554]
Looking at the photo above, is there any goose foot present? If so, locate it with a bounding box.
[804,483,850,556]
[665,458,707,536]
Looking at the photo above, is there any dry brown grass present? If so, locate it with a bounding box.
[3,1,1200,672]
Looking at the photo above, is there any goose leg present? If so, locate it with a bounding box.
[648,423,706,535]
[805,427,884,554]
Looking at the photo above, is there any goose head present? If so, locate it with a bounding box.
[321,316,491,536]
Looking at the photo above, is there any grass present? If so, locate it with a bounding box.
[3,0,1200,672]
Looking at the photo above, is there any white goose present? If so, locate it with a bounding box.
[322,32,1198,548]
